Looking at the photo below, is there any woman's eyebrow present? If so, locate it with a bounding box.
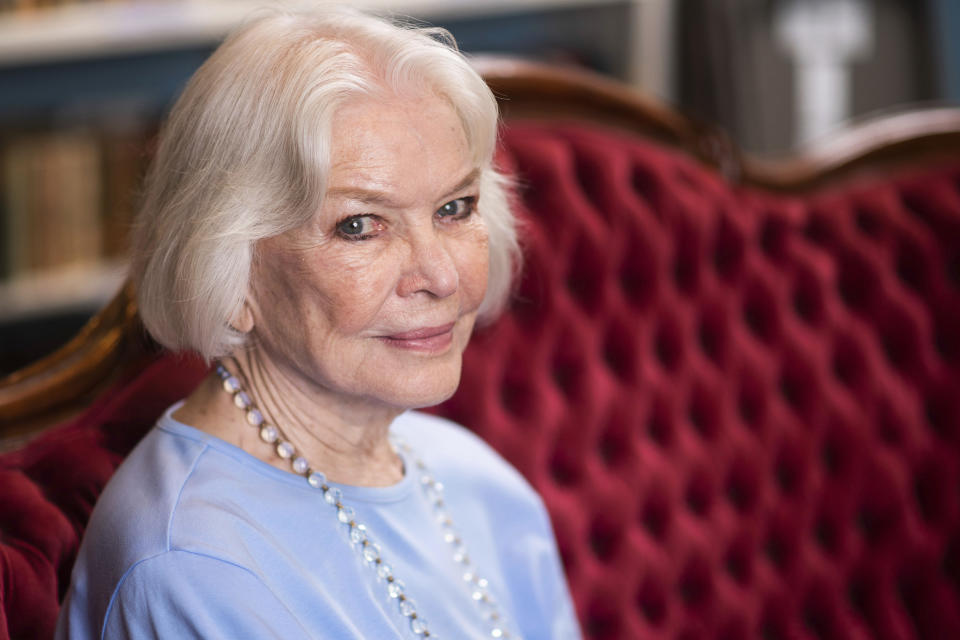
[326,168,481,205]
[439,168,481,201]
[324,186,395,205]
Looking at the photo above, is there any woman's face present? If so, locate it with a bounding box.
[248,93,490,411]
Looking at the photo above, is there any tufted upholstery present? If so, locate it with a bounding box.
[0,355,208,640]
[440,122,960,639]
[2,118,960,639]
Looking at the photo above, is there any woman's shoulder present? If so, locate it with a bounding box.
[391,411,510,473]
[88,412,211,548]
[392,410,488,448]
[392,411,546,514]
[76,420,212,566]
[76,403,300,576]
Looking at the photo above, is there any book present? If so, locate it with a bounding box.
[0,129,103,279]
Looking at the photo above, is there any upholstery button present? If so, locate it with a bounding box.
[765,536,787,572]
[942,537,960,597]
[779,353,817,421]
[813,514,839,556]
[876,302,921,375]
[572,148,616,222]
[585,595,621,639]
[653,313,683,372]
[673,230,701,295]
[688,383,720,440]
[713,215,746,281]
[640,492,671,542]
[925,383,958,440]
[895,236,929,294]
[588,515,621,561]
[678,554,713,609]
[764,516,798,574]
[565,236,608,314]
[831,332,867,391]
[635,577,668,626]
[837,248,880,314]
[550,330,588,401]
[934,310,959,365]
[548,447,581,487]
[724,535,754,586]
[684,469,713,518]
[742,278,779,344]
[631,164,665,223]
[854,207,883,238]
[845,568,877,625]
[803,212,834,246]
[647,396,675,448]
[512,266,550,333]
[499,373,536,419]
[774,443,805,498]
[949,249,960,289]
[856,500,899,547]
[895,558,950,639]
[875,400,904,446]
[597,411,633,469]
[820,430,850,478]
[912,455,954,526]
[791,266,825,326]
[718,619,749,640]
[697,301,729,369]
[736,368,768,430]
[617,230,659,310]
[602,317,639,383]
[760,216,790,264]
[802,588,837,639]
[725,458,759,515]
[760,598,791,640]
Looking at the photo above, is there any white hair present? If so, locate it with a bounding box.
[132,5,518,360]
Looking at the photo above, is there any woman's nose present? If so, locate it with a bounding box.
[396,230,459,299]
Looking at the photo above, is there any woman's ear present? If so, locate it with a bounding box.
[230,299,256,334]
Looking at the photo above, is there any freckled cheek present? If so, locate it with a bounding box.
[311,260,397,335]
[252,258,306,324]
[454,232,490,310]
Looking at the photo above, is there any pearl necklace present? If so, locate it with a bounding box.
[214,364,517,639]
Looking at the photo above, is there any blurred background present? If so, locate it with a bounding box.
[0,0,957,376]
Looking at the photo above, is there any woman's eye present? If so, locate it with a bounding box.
[436,197,476,220]
[336,215,380,239]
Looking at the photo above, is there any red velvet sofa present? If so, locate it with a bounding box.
[2,60,960,640]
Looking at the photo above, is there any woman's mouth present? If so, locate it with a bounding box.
[380,322,456,352]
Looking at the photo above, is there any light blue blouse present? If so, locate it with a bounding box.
[56,404,581,639]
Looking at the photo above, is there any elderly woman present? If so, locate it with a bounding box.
[55,7,579,640]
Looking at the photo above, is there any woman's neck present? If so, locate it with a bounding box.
[173,348,405,487]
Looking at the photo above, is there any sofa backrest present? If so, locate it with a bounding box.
[441,120,960,639]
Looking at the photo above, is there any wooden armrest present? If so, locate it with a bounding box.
[0,282,154,447]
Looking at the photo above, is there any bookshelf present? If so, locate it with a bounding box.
[0,0,670,373]
[0,0,667,119]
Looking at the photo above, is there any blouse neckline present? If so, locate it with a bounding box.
[157,400,417,504]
